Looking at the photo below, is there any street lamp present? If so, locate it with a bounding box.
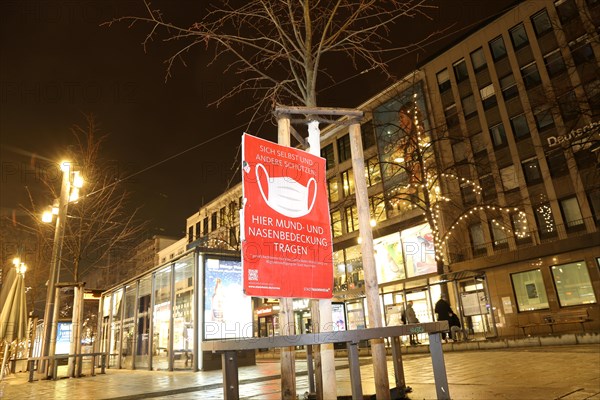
[39,161,83,378]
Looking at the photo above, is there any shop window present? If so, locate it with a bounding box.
[328,176,339,203]
[520,62,542,89]
[500,165,519,192]
[365,156,382,186]
[345,204,359,233]
[522,157,543,185]
[559,196,585,228]
[342,169,355,197]
[480,84,497,110]
[490,123,507,148]
[453,58,469,82]
[490,220,509,249]
[452,141,467,162]
[470,47,487,72]
[534,203,557,238]
[546,149,569,178]
[552,261,597,306]
[558,91,579,121]
[544,49,567,77]
[531,9,553,37]
[444,103,459,128]
[480,173,497,202]
[500,74,519,100]
[510,114,530,140]
[153,266,172,370]
[331,209,343,237]
[136,277,152,368]
[569,35,595,65]
[534,108,555,131]
[469,223,487,255]
[511,269,550,311]
[361,121,376,149]
[172,254,194,370]
[509,23,529,49]
[321,143,335,170]
[462,94,477,119]
[437,68,451,93]
[554,0,579,24]
[337,134,351,163]
[489,35,507,61]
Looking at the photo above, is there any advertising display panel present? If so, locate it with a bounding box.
[374,232,405,284]
[401,223,437,277]
[203,257,253,340]
[332,302,347,331]
[241,133,333,299]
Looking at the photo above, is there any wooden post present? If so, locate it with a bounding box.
[349,122,391,399]
[277,114,297,400]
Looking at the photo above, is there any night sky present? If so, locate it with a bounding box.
[0,0,517,238]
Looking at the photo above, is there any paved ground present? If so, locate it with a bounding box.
[1,344,599,399]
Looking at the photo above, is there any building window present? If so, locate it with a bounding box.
[469,223,487,255]
[444,103,459,128]
[480,84,497,110]
[203,217,209,235]
[462,94,477,118]
[453,58,469,82]
[337,134,351,163]
[569,35,596,65]
[546,150,569,178]
[452,141,467,162]
[342,169,355,197]
[219,207,226,226]
[587,189,600,222]
[544,49,567,77]
[470,132,486,154]
[552,261,597,306]
[584,80,600,113]
[511,269,550,311]
[489,35,507,61]
[195,222,201,238]
[510,114,530,140]
[534,108,555,131]
[321,144,335,170]
[490,220,509,249]
[534,203,557,238]
[470,47,487,71]
[328,176,339,203]
[554,0,579,24]
[480,173,497,202]
[521,157,543,185]
[188,226,194,243]
[365,156,382,186]
[437,68,451,92]
[369,194,386,225]
[362,121,376,149]
[500,165,519,191]
[558,91,579,121]
[511,212,531,242]
[500,74,519,100]
[211,212,218,231]
[520,62,542,89]
[490,123,507,148]
[559,196,584,228]
[345,204,359,233]
[531,9,553,37]
[331,210,342,237]
[509,23,529,49]
[461,182,477,206]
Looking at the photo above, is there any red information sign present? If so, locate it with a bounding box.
[242,133,333,299]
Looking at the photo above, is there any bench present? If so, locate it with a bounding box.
[518,309,592,336]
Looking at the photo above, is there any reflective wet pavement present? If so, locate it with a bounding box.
[1,344,599,399]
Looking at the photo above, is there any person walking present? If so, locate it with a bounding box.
[405,301,420,345]
[435,294,452,342]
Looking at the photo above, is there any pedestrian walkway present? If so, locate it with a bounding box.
[1,344,599,399]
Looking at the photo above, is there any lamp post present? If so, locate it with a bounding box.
[40,161,82,377]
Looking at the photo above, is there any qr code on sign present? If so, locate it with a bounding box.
[248,269,259,281]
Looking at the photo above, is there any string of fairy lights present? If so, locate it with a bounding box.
[388,91,530,265]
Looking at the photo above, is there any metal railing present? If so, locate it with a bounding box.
[201,321,450,400]
[27,352,108,382]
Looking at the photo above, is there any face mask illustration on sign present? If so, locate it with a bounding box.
[256,163,317,218]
